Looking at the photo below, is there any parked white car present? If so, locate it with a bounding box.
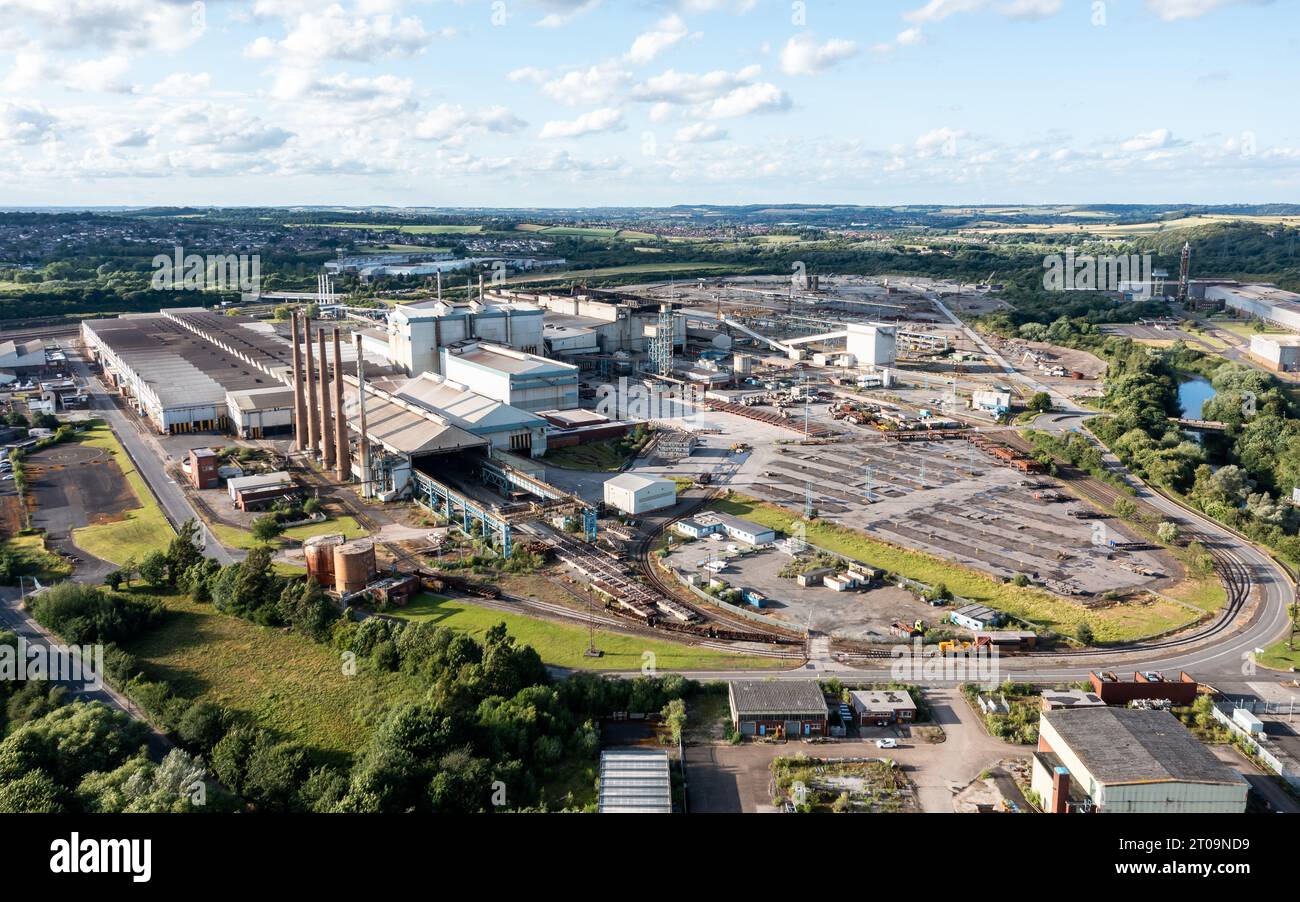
[876,738,897,749]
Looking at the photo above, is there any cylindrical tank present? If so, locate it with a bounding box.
[333,539,377,595]
[303,533,345,587]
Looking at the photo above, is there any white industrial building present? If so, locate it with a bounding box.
[378,297,546,375]
[1032,707,1248,813]
[603,472,677,515]
[507,290,686,356]
[972,387,1013,415]
[1248,332,1300,372]
[674,512,776,545]
[440,341,579,412]
[227,386,296,439]
[1209,283,1300,334]
[845,323,898,367]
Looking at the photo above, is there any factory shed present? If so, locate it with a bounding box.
[728,679,828,738]
[441,341,579,412]
[603,472,676,515]
[1032,707,1248,814]
[227,386,296,439]
[850,689,916,725]
[598,749,672,814]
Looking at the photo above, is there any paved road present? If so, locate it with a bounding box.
[69,349,236,566]
[0,586,171,759]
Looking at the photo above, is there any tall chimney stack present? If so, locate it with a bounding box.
[333,328,350,483]
[318,329,335,470]
[290,310,307,452]
[1052,767,1071,814]
[304,315,320,456]
[355,332,370,498]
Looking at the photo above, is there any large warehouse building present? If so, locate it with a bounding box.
[1032,707,1248,813]
[370,297,546,375]
[1208,283,1300,333]
[81,308,386,434]
[440,341,579,412]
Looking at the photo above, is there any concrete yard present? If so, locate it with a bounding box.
[661,541,932,640]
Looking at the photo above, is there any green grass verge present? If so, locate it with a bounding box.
[211,515,369,551]
[0,534,73,581]
[70,425,174,566]
[711,494,1199,644]
[391,594,790,672]
[1259,636,1300,672]
[122,592,423,761]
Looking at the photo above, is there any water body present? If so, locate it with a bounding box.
[1178,376,1217,420]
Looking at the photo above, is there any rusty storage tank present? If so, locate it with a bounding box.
[303,533,345,587]
[333,539,377,594]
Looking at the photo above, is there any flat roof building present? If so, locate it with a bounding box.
[674,512,776,545]
[949,603,1004,631]
[850,689,917,725]
[440,341,579,413]
[1209,283,1300,334]
[598,749,672,814]
[728,679,828,738]
[1249,332,1300,372]
[1032,707,1248,813]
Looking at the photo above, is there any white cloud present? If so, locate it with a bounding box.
[693,82,790,120]
[541,61,631,106]
[66,54,134,93]
[915,127,965,157]
[0,101,57,145]
[151,72,211,96]
[1145,0,1260,20]
[1120,128,1176,152]
[632,65,762,104]
[533,0,603,28]
[539,107,625,139]
[904,0,1064,22]
[415,103,528,141]
[779,33,858,76]
[674,122,727,142]
[625,14,695,64]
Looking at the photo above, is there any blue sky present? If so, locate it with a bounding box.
[0,0,1295,207]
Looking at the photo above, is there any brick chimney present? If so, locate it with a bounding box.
[1052,766,1071,814]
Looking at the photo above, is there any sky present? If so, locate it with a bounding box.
[0,0,1296,208]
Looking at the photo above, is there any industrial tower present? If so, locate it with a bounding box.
[1177,241,1191,307]
[649,303,674,377]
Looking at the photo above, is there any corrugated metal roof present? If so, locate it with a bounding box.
[599,749,672,814]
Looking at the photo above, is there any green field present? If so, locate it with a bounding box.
[0,534,73,582]
[1259,636,1300,672]
[123,592,423,760]
[711,495,1199,643]
[292,222,483,234]
[211,514,370,551]
[391,594,792,671]
[70,425,174,566]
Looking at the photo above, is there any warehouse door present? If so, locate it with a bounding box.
[740,722,755,737]
[784,720,801,736]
